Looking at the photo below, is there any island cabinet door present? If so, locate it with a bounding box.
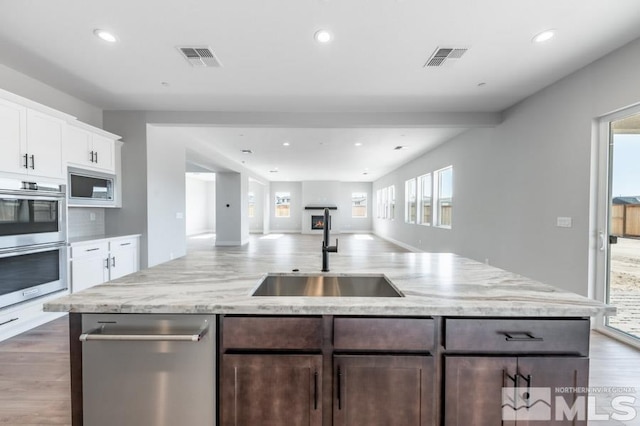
[444,356,518,426]
[221,354,323,426]
[445,356,589,426]
[516,357,589,426]
[333,355,435,426]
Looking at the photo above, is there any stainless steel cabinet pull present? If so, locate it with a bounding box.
[29,155,35,169]
[90,151,94,163]
[80,326,208,342]
[111,256,116,267]
[85,248,100,252]
[23,153,28,169]
[120,242,131,246]
[95,151,98,163]
[104,258,109,269]
[502,331,543,342]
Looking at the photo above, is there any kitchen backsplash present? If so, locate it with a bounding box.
[68,208,106,239]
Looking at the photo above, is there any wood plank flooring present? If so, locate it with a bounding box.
[0,234,638,425]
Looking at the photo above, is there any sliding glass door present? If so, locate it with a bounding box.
[599,110,640,341]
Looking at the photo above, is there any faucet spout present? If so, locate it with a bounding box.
[321,208,338,272]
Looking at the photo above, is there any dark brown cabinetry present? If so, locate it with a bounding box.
[220,315,436,426]
[334,355,434,426]
[220,316,592,426]
[221,354,323,426]
[443,318,590,426]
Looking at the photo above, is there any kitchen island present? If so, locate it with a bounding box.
[44,250,614,426]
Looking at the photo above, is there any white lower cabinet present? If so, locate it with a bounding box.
[108,237,138,280]
[70,235,140,292]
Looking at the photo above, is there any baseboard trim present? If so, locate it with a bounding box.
[373,233,422,252]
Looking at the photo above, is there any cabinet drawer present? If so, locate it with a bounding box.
[71,242,108,259]
[334,317,434,351]
[222,316,323,350]
[109,237,138,250]
[444,318,589,355]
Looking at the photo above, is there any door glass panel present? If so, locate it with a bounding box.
[0,198,59,235]
[0,250,60,296]
[606,112,640,339]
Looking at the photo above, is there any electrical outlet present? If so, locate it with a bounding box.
[176,212,184,219]
[556,217,572,228]
[89,212,96,221]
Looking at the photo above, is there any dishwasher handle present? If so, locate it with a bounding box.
[80,325,208,342]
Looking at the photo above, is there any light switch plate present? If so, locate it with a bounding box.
[176,212,184,219]
[556,216,572,228]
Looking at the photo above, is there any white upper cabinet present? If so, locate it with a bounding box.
[25,109,64,179]
[66,125,116,173]
[1,89,121,181]
[0,98,27,175]
[0,99,64,180]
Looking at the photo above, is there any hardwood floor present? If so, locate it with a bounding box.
[0,234,638,425]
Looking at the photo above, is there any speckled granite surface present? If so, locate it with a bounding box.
[44,251,614,317]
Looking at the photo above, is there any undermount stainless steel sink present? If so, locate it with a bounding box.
[251,273,404,297]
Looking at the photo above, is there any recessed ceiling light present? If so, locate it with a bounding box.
[532,29,555,43]
[241,149,253,154]
[93,29,117,43]
[314,29,332,44]
[283,142,290,146]
[354,142,362,147]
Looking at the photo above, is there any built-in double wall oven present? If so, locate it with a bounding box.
[0,178,67,310]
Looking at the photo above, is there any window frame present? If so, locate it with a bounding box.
[434,166,453,228]
[351,192,368,218]
[417,173,432,226]
[404,178,417,224]
[274,191,291,218]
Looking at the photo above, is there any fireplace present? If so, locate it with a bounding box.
[311,215,331,230]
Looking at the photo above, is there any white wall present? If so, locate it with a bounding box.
[146,126,186,267]
[374,37,640,296]
[216,172,249,245]
[186,176,215,236]
[0,64,103,127]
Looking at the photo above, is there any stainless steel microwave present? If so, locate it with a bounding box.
[68,168,116,206]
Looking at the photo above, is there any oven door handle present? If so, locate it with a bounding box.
[0,189,65,199]
[0,241,66,256]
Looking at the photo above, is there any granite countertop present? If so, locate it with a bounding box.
[44,251,615,317]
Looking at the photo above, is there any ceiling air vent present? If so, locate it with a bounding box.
[177,46,222,68]
[424,47,468,67]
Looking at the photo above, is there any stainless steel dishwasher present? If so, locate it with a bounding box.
[81,314,216,426]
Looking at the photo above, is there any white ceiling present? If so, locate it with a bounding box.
[164,126,467,181]
[2,0,640,181]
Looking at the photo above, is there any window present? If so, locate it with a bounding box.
[418,174,432,225]
[381,187,388,219]
[352,192,367,218]
[404,178,417,223]
[274,191,291,218]
[434,166,453,227]
[248,192,255,218]
[389,185,395,220]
